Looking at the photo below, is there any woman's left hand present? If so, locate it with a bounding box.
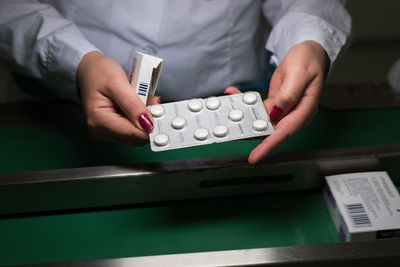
[226,40,329,166]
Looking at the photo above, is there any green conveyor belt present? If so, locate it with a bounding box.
[0,106,399,266]
[0,190,339,266]
[0,107,399,173]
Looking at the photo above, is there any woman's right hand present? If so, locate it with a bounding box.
[77,51,160,145]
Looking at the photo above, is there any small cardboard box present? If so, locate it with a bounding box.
[129,51,163,105]
[324,171,400,242]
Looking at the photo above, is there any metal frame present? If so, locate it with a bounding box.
[9,238,400,266]
[1,144,399,215]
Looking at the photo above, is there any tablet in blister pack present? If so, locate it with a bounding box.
[148,92,274,151]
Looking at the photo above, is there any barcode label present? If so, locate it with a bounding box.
[138,82,148,96]
[344,203,372,228]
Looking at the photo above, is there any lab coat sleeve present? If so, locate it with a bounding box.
[263,0,352,69]
[0,0,99,101]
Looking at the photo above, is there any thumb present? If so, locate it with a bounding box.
[108,81,154,132]
[224,86,242,95]
[148,96,162,106]
[268,69,310,122]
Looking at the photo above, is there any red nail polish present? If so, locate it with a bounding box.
[138,113,153,132]
[269,106,283,122]
[157,97,162,104]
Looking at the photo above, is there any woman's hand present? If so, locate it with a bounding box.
[77,51,160,145]
[226,40,329,166]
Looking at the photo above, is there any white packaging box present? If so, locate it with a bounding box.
[324,171,400,242]
[128,51,163,105]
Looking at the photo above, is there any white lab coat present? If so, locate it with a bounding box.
[388,59,400,92]
[0,0,351,102]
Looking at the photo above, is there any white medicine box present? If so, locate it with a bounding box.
[129,51,163,105]
[324,171,400,242]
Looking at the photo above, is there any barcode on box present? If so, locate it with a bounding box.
[138,82,148,96]
[344,203,372,228]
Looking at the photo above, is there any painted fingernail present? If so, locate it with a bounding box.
[157,97,162,104]
[138,113,153,132]
[269,106,283,122]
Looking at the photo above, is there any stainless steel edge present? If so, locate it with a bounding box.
[9,238,400,267]
[0,144,399,215]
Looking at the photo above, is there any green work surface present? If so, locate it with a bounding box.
[0,190,339,266]
[0,107,399,173]
[0,106,399,266]
[1,188,399,266]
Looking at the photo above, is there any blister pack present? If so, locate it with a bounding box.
[148,92,274,152]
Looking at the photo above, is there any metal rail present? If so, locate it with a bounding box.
[1,144,399,215]
[9,238,400,266]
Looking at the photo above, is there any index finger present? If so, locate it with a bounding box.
[248,119,294,166]
[248,95,317,166]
